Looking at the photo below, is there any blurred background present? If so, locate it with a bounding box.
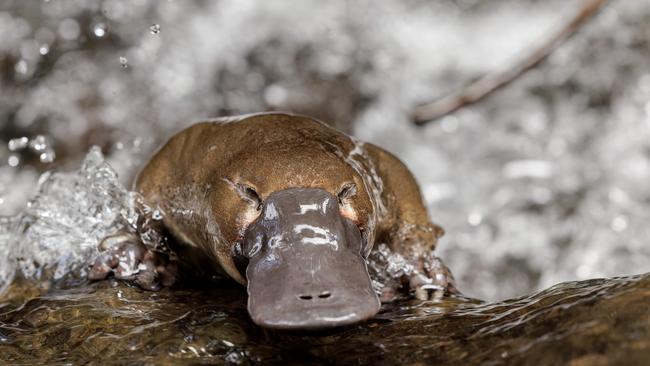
[0,0,649,301]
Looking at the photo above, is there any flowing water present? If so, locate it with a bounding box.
[1,0,650,364]
[1,274,649,365]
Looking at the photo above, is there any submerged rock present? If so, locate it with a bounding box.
[1,273,648,365]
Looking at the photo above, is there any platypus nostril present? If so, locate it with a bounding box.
[299,294,313,300]
[318,291,331,299]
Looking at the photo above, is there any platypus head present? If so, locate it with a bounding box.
[206,114,382,330]
[241,187,380,330]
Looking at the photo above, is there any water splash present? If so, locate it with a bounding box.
[5,136,57,166]
[0,147,162,293]
[8,137,29,151]
[0,218,16,293]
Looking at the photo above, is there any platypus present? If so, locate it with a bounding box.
[89,112,458,330]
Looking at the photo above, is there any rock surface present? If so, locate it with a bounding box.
[1,273,648,365]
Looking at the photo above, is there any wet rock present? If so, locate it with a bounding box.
[1,273,648,365]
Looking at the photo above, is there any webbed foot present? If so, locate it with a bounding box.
[409,254,459,301]
[88,232,177,290]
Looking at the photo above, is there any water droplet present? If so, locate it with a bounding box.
[8,137,29,151]
[39,150,56,164]
[7,155,20,167]
[39,44,50,55]
[119,56,128,68]
[29,135,48,151]
[149,23,160,35]
[14,60,28,75]
[93,22,107,38]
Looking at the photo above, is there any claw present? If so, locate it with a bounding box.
[408,255,459,301]
[89,232,177,290]
[135,257,161,291]
[88,252,119,280]
[114,244,145,280]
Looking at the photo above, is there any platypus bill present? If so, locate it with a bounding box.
[89,112,458,330]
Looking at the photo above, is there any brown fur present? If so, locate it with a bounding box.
[135,113,443,285]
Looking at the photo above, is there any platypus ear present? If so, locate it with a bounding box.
[337,182,357,205]
[234,183,263,210]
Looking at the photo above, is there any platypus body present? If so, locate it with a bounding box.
[90,113,457,330]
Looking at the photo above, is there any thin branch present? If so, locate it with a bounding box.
[411,0,608,126]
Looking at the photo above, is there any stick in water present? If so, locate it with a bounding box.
[411,0,608,126]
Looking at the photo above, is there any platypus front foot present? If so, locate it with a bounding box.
[88,232,177,290]
[409,254,459,301]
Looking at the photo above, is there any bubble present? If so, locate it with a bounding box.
[149,23,161,35]
[39,45,50,56]
[119,56,128,68]
[8,155,20,167]
[39,150,56,164]
[93,22,108,38]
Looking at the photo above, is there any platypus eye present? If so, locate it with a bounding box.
[337,182,357,205]
[235,183,263,210]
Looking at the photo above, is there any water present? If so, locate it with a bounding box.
[0,274,648,364]
[1,0,650,364]
[92,22,108,38]
[0,148,133,291]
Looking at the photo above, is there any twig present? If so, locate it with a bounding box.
[411,0,608,126]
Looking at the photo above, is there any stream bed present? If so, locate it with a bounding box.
[1,274,649,365]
